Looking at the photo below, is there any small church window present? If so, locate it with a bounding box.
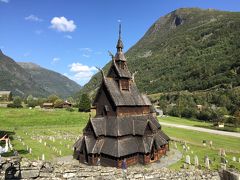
[121,80,129,91]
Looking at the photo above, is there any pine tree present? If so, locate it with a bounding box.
[78,94,91,112]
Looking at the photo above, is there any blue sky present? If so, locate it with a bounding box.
[0,0,240,85]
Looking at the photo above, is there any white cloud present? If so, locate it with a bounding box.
[0,0,9,3]
[64,63,97,85]
[79,48,92,52]
[83,54,90,58]
[51,57,60,64]
[64,35,72,39]
[79,48,92,58]
[50,17,76,32]
[68,63,96,79]
[25,15,43,22]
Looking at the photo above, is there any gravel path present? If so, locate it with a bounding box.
[160,122,240,138]
[54,149,183,169]
[129,149,182,169]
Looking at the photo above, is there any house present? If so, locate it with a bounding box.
[62,101,72,108]
[73,26,170,168]
[0,91,12,101]
[42,103,54,109]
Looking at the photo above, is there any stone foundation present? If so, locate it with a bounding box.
[0,157,229,180]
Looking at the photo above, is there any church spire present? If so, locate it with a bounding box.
[115,22,126,62]
[116,23,124,52]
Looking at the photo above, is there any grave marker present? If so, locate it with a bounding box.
[194,155,199,166]
[185,155,191,164]
[205,157,210,169]
[42,154,45,161]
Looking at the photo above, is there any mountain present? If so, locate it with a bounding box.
[18,62,81,98]
[0,50,48,97]
[80,8,240,96]
[0,51,81,98]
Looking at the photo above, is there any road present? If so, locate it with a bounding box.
[160,122,240,138]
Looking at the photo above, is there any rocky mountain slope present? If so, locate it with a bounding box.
[18,62,81,98]
[0,51,81,98]
[80,8,240,96]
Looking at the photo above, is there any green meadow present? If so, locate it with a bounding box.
[0,108,239,170]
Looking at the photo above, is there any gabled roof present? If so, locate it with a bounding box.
[0,91,11,95]
[89,115,161,137]
[112,60,131,78]
[103,77,151,106]
[75,132,169,157]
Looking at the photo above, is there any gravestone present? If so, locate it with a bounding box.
[185,155,191,164]
[42,154,45,161]
[194,155,199,166]
[29,148,32,154]
[222,149,226,156]
[174,142,177,149]
[205,157,210,169]
[232,157,236,162]
[209,140,213,147]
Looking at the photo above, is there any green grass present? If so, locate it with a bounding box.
[0,108,88,160]
[0,108,239,171]
[158,116,240,132]
[161,125,240,170]
[158,116,212,127]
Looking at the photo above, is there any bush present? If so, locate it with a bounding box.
[181,107,197,118]
[10,96,23,108]
[7,103,23,108]
[66,107,74,112]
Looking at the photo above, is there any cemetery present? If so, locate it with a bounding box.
[0,108,240,172]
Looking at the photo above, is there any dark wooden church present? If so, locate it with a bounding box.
[73,26,170,167]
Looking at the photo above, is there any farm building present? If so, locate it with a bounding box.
[42,103,54,109]
[73,26,170,167]
[62,101,72,108]
[0,91,12,101]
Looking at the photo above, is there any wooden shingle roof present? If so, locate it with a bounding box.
[74,132,169,157]
[88,115,161,137]
[103,77,151,106]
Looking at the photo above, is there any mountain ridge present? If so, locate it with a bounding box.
[79,8,240,97]
[0,52,81,98]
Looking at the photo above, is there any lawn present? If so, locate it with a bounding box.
[158,116,240,132]
[0,108,88,160]
[0,108,239,171]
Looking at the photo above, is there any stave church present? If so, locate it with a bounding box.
[73,25,170,167]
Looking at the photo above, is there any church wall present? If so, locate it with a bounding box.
[116,106,150,116]
[100,156,118,167]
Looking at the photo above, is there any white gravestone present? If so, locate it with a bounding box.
[185,155,191,164]
[232,157,236,162]
[194,155,199,166]
[205,157,210,169]
[42,154,45,161]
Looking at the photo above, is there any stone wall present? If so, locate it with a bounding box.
[0,157,235,180]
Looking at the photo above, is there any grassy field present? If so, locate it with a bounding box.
[158,116,240,132]
[0,108,240,170]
